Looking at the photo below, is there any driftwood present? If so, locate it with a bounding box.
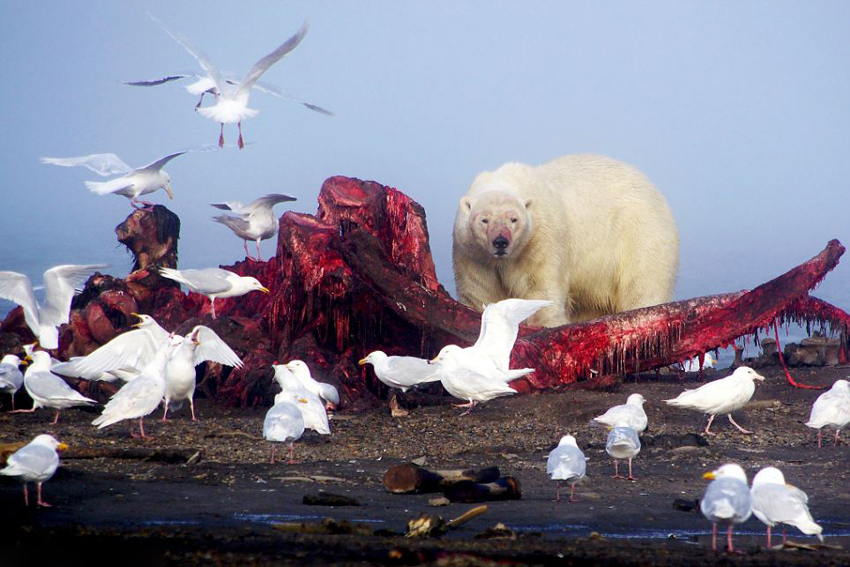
[405,505,489,538]
[443,477,522,503]
[383,463,501,494]
[2,175,849,407]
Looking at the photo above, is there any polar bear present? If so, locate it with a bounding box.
[452,154,679,327]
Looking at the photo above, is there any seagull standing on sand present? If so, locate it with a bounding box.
[0,355,25,410]
[152,17,330,148]
[430,350,517,416]
[605,426,640,480]
[665,366,765,435]
[0,434,68,508]
[358,351,441,392]
[41,152,185,209]
[546,435,587,502]
[283,360,339,409]
[804,379,850,447]
[162,325,243,421]
[700,463,753,553]
[92,338,174,438]
[263,399,305,464]
[13,352,97,424]
[0,264,107,350]
[592,393,648,432]
[160,267,269,319]
[750,466,824,547]
[211,193,297,260]
[272,365,331,435]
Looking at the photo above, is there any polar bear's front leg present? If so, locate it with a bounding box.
[453,254,507,312]
[502,262,571,327]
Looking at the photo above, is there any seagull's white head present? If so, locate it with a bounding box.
[751,466,786,487]
[243,277,270,294]
[162,171,174,199]
[29,351,52,370]
[430,344,463,366]
[284,360,311,379]
[358,351,386,366]
[832,379,849,393]
[733,366,765,382]
[131,313,158,328]
[558,434,579,448]
[31,434,68,452]
[626,393,646,407]
[703,463,747,483]
[1,354,23,367]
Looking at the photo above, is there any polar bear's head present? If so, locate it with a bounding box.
[459,189,533,259]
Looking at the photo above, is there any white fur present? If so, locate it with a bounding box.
[453,154,679,326]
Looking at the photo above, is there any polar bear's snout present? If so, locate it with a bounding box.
[492,234,510,256]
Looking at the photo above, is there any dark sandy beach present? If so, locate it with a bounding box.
[2,364,849,566]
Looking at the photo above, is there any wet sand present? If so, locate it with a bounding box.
[2,364,849,565]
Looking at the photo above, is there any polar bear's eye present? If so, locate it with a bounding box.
[481,218,489,224]
[510,218,518,223]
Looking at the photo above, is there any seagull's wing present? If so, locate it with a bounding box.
[123,75,190,87]
[149,14,227,95]
[191,326,243,368]
[40,264,107,328]
[237,21,310,95]
[0,271,40,332]
[40,153,134,177]
[52,329,160,379]
[139,151,186,172]
[3,445,58,478]
[252,81,334,115]
[160,268,232,294]
[247,193,298,212]
[384,356,441,387]
[210,200,248,214]
[27,369,95,403]
[473,299,553,370]
[212,214,251,236]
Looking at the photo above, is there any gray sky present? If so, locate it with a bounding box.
[1,1,848,320]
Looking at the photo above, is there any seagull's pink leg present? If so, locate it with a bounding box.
[269,445,277,464]
[727,414,752,434]
[10,407,37,414]
[569,482,577,502]
[726,524,734,552]
[189,397,196,421]
[256,239,262,261]
[219,124,225,148]
[458,401,478,416]
[243,240,254,260]
[553,480,562,503]
[10,394,15,410]
[130,421,140,438]
[711,523,717,551]
[50,409,60,425]
[36,482,52,507]
[139,417,152,439]
[835,429,841,445]
[627,457,636,481]
[704,414,717,436]
[612,459,624,479]
[209,298,217,320]
[818,430,823,448]
[237,122,244,149]
[161,400,169,422]
[766,525,772,548]
[23,484,29,507]
[782,526,787,545]
[288,442,296,465]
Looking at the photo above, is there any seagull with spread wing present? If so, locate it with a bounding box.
[211,193,297,260]
[41,151,186,208]
[0,264,107,350]
[151,16,330,148]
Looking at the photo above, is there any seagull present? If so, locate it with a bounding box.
[92,337,173,438]
[160,267,269,319]
[358,351,441,392]
[665,366,765,435]
[263,398,305,464]
[12,351,97,424]
[41,151,186,209]
[272,365,330,435]
[700,463,753,553]
[0,354,25,410]
[429,350,517,416]
[605,426,640,480]
[152,17,330,148]
[546,435,587,503]
[592,393,648,432]
[751,466,824,548]
[211,193,297,260]
[51,313,170,382]
[283,360,339,409]
[162,325,243,421]
[804,379,850,447]
[0,264,107,349]
[0,434,68,507]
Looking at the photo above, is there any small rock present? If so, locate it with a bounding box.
[428,497,450,507]
[672,498,700,513]
[411,456,427,466]
[302,491,361,506]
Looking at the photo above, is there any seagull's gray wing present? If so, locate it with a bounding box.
[149,14,228,95]
[177,269,233,294]
[51,329,159,379]
[123,75,190,87]
[40,264,108,328]
[0,271,40,331]
[252,81,334,115]
[210,200,247,213]
[27,369,93,402]
[5,444,58,479]
[40,153,134,177]
[212,214,251,237]
[139,151,186,172]
[191,326,243,368]
[237,21,309,95]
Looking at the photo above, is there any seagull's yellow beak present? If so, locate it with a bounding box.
[358,358,368,366]
[299,398,309,404]
[260,286,270,294]
[165,182,174,200]
[130,313,144,327]
[57,443,69,451]
[703,471,716,480]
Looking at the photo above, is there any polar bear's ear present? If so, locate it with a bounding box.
[460,197,473,212]
[523,198,533,210]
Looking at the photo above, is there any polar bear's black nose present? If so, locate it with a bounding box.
[493,236,509,251]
